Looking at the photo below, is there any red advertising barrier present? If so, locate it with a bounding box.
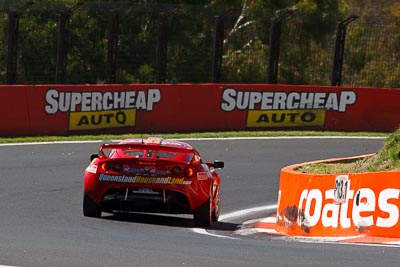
[276,156,400,238]
[1,84,400,136]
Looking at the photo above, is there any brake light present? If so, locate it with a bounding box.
[100,162,111,172]
[100,162,122,172]
[184,167,194,177]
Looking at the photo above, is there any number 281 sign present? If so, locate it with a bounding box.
[334,175,349,204]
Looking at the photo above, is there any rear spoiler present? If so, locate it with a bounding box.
[97,143,194,158]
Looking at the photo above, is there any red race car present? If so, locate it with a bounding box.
[83,137,224,227]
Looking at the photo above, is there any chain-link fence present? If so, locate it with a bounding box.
[220,8,271,84]
[0,1,399,87]
[343,17,400,88]
[278,13,336,86]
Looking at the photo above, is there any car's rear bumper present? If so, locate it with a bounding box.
[100,188,192,214]
[84,171,212,213]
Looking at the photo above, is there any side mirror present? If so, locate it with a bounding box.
[212,160,224,169]
[90,154,98,161]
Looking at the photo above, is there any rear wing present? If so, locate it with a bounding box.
[90,143,224,169]
[97,143,194,158]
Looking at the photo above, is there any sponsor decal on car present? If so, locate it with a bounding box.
[98,173,191,185]
[197,172,208,180]
[85,163,98,174]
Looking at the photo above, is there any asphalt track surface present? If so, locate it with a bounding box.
[1,137,399,267]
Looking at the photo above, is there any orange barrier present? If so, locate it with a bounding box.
[276,155,400,238]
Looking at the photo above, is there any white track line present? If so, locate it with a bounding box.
[181,136,384,141]
[219,204,278,221]
[0,136,385,147]
[0,140,102,146]
[191,228,237,239]
[192,204,277,239]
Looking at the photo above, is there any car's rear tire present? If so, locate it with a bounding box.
[83,194,102,218]
[193,197,212,227]
[212,188,220,222]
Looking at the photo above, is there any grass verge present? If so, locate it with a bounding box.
[296,129,400,174]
